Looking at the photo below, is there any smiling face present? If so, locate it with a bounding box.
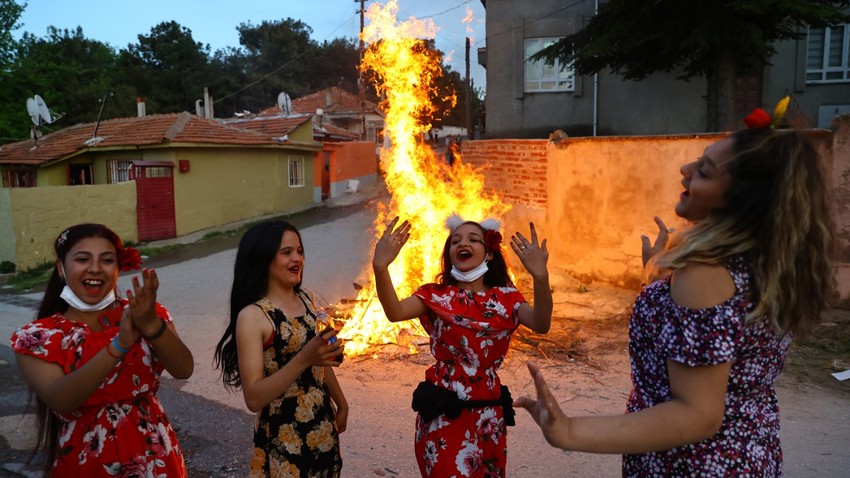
[268,230,304,288]
[675,138,734,222]
[448,223,492,272]
[58,237,120,305]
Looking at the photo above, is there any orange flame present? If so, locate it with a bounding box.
[338,0,508,357]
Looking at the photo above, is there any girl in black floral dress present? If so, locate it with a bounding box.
[215,220,347,477]
[515,104,836,477]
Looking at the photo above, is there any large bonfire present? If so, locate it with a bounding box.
[338,0,507,356]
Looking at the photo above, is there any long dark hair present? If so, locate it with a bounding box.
[214,220,304,390]
[436,221,514,288]
[32,223,124,471]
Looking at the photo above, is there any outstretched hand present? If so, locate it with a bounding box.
[640,216,672,268]
[514,361,570,449]
[373,217,411,270]
[510,222,549,279]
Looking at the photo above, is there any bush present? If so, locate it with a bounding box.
[0,261,15,274]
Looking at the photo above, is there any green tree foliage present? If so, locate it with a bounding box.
[533,0,850,131]
[0,27,132,141]
[0,0,24,72]
[118,21,214,115]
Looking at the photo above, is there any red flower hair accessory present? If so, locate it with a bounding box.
[119,246,143,272]
[484,230,502,252]
[744,108,771,129]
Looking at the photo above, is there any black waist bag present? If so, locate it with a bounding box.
[411,380,515,426]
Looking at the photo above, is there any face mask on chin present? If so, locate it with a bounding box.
[450,259,489,283]
[58,263,116,312]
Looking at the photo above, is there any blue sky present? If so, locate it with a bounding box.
[15,0,487,90]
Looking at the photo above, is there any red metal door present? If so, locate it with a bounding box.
[130,161,176,242]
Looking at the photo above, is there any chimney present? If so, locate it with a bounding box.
[136,97,146,117]
[315,108,324,129]
[325,90,333,107]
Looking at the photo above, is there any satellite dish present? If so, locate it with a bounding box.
[34,95,52,125]
[277,92,292,115]
[26,98,39,125]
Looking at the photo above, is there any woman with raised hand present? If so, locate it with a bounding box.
[515,106,836,477]
[373,214,553,477]
[10,223,193,477]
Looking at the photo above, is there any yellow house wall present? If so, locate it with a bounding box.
[5,182,137,270]
[0,188,13,264]
[170,147,315,236]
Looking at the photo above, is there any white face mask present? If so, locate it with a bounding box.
[450,260,489,283]
[60,285,116,312]
[58,263,116,312]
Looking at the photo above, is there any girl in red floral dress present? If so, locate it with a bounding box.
[514,106,836,477]
[373,215,553,477]
[10,223,194,477]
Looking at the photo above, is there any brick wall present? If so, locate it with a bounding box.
[460,139,548,209]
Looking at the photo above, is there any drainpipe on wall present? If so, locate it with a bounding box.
[592,0,599,137]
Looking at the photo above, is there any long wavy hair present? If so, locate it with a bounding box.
[436,221,515,289]
[649,127,836,336]
[214,220,304,390]
[31,223,124,471]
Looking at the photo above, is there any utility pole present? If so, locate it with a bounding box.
[465,37,472,140]
[357,0,366,140]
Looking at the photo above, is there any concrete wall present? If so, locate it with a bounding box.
[463,122,848,294]
[1,182,137,270]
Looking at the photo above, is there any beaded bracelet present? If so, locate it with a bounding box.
[105,343,122,360]
[111,336,130,354]
[144,320,168,341]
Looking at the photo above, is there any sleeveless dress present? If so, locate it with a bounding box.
[412,283,526,478]
[9,300,187,477]
[249,294,342,478]
[624,255,791,477]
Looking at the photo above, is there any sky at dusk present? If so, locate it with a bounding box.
[14,0,488,95]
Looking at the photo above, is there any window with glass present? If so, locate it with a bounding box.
[524,37,576,92]
[288,156,305,187]
[107,160,133,183]
[807,24,850,83]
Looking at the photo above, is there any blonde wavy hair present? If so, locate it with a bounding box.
[648,128,836,336]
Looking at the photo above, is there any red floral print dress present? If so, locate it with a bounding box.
[9,300,187,477]
[412,283,526,478]
[624,255,790,477]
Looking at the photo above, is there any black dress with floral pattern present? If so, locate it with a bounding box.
[249,296,342,478]
[623,255,791,477]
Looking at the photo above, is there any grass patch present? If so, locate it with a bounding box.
[7,262,54,291]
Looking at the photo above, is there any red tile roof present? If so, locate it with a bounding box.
[282,87,379,116]
[0,113,299,166]
[226,112,360,142]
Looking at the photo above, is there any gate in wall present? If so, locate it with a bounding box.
[130,161,176,242]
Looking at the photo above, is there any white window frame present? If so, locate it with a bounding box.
[524,37,576,92]
[107,159,133,183]
[288,155,305,188]
[806,24,850,83]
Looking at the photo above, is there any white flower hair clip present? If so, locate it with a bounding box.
[445,213,501,232]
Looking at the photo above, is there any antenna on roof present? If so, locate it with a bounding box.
[278,92,292,115]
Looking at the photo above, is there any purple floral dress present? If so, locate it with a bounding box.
[624,255,791,477]
[412,283,526,478]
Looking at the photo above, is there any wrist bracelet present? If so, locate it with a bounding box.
[106,342,122,360]
[143,320,168,341]
[110,336,129,355]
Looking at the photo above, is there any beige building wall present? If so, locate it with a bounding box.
[0,188,13,265]
[171,148,315,236]
[5,182,137,270]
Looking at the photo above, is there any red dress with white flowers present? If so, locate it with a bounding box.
[412,283,526,478]
[9,300,187,477]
